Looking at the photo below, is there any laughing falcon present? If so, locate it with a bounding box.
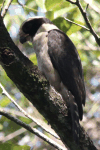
[19,17,86,144]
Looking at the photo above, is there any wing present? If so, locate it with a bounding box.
[48,29,86,120]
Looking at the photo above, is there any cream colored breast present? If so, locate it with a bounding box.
[33,29,61,93]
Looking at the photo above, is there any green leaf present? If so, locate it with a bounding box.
[0,0,3,4]
[53,1,70,11]
[53,17,83,38]
[29,53,37,65]
[0,97,11,107]
[67,23,82,35]
[52,17,70,33]
[36,0,45,10]
[46,11,54,20]
[0,143,30,150]
[54,6,73,18]
[45,0,63,11]
[0,124,3,130]
[12,0,17,2]
[25,1,38,15]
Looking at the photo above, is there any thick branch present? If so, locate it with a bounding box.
[0,15,97,150]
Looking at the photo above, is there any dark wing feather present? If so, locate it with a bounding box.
[48,29,86,120]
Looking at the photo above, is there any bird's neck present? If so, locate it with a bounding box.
[36,23,59,34]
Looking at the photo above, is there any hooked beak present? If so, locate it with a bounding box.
[19,34,30,44]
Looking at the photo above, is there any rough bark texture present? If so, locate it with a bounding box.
[0,15,97,150]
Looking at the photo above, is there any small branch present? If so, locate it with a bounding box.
[17,0,27,8]
[0,0,5,14]
[0,83,59,140]
[66,0,76,4]
[0,108,67,150]
[85,3,89,13]
[64,17,90,31]
[66,0,100,46]
[1,0,13,18]
[76,1,100,46]
[84,0,100,14]
[17,0,39,12]
[0,107,27,118]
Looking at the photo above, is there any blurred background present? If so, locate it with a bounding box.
[0,0,100,149]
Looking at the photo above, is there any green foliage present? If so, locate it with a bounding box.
[0,143,30,150]
[36,0,45,10]
[0,97,11,107]
[45,0,63,11]
[0,0,100,149]
[53,17,69,33]
[29,53,37,65]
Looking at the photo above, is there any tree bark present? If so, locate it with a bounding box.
[0,15,97,150]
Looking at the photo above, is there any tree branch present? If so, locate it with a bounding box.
[83,0,100,14]
[0,0,5,14]
[0,83,59,140]
[66,0,76,4]
[1,0,13,18]
[66,0,100,46]
[0,122,35,142]
[17,0,40,13]
[0,108,66,150]
[64,17,89,31]
[0,14,97,150]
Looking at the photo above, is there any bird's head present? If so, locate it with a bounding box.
[19,16,53,44]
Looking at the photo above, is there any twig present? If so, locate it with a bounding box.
[0,83,59,139]
[0,108,67,150]
[66,0,100,46]
[84,0,100,14]
[17,0,40,13]
[85,3,89,13]
[0,107,27,117]
[1,0,13,18]
[64,17,90,31]
[66,0,76,4]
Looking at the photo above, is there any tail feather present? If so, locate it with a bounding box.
[68,92,80,144]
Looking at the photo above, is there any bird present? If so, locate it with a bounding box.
[19,16,86,144]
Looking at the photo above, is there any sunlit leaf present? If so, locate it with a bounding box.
[52,1,70,11]
[46,11,54,20]
[0,143,30,150]
[36,0,45,10]
[52,17,70,33]
[45,0,63,11]
[54,6,73,18]
[0,97,11,107]
[24,1,38,15]
[0,0,3,4]
[29,53,37,65]
[67,24,82,35]
[0,124,3,130]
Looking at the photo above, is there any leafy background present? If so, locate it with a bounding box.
[0,0,100,149]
